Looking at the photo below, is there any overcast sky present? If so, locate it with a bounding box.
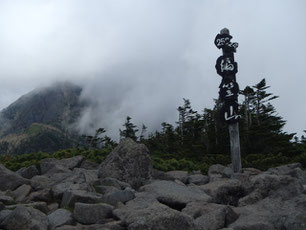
[0,0,305,139]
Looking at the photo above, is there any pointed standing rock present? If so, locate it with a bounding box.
[98,138,153,189]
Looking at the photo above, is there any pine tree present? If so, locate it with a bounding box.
[119,116,139,141]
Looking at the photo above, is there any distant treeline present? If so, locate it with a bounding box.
[1,78,306,173]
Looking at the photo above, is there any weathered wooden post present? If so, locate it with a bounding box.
[214,28,242,173]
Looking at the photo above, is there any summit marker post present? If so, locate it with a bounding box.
[214,28,242,173]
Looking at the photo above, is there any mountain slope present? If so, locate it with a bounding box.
[0,82,86,154]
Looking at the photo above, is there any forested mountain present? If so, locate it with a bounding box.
[0,82,86,154]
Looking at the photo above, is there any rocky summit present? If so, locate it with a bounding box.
[0,138,305,230]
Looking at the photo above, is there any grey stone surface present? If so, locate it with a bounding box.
[208,164,234,182]
[16,165,39,179]
[30,175,52,190]
[152,169,175,181]
[40,155,84,175]
[73,202,114,224]
[61,190,103,208]
[6,201,49,214]
[0,191,14,205]
[0,202,4,211]
[100,177,131,190]
[12,184,32,202]
[27,188,52,203]
[98,138,152,189]
[0,209,12,224]
[79,160,99,170]
[165,170,188,183]
[113,194,195,230]
[238,173,303,206]
[199,179,245,206]
[187,174,209,185]
[48,208,73,230]
[182,201,238,230]
[140,180,212,205]
[0,205,48,230]
[102,188,135,206]
[0,163,29,191]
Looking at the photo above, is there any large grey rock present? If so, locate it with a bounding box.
[12,184,32,202]
[0,205,48,230]
[199,179,246,206]
[0,163,29,191]
[17,165,39,179]
[238,173,303,206]
[61,190,103,208]
[113,194,195,230]
[140,180,212,207]
[267,163,306,185]
[231,195,306,230]
[182,201,238,230]
[48,208,73,230]
[73,202,113,224]
[98,138,152,189]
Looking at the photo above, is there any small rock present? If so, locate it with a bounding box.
[16,165,39,179]
[12,184,32,202]
[27,188,52,203]
[0,202,4,211]
[102,188,135,206]
[30,175,51,190]
[187,174,209,185]
[208,164,233,182]
[152,169,175,181]
[140,180,212,207]
[61,190,103,208]
[0,191,14,205]
[80,160,99,170]
[48,203,59,214]
[48,208,73,230]
[73,202,114,224]
[0,209,12,223]
[166,171,188,184]
[6,201,49,214]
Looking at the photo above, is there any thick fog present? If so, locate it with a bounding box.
[0,0,305,139]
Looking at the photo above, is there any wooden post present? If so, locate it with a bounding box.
[229,122,242,172]
[215,28,242,173]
